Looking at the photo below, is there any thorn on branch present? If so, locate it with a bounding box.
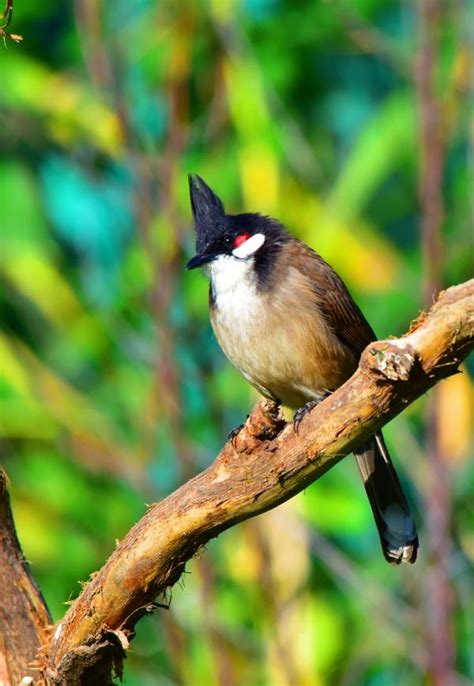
[408,309,428,332]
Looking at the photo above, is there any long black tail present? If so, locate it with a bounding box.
[354,432,418,564]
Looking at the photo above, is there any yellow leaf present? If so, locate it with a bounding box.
[438,368,473,463]
[0,333,32,397]
[1,53,122,155]
[239,142,279,212]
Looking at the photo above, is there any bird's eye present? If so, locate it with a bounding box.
[223,234,233,247]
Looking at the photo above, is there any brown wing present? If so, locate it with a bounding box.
[288,240,376,355]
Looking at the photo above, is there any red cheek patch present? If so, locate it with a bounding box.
[234,232,250,248]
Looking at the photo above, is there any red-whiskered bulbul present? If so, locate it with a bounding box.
[187,174,418,565]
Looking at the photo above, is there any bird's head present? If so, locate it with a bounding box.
[186,174,288,274]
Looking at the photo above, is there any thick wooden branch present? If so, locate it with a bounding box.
[46,280,473,685]
[0,470,52,685]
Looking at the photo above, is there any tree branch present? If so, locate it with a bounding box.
[45,280,473,685]
[0,470,52,685]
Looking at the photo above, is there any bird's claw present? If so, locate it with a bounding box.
[293,394,328,433]
[228,422,245,446]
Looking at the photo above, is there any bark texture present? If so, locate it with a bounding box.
[42,279,473,684]
[0,470,52,685]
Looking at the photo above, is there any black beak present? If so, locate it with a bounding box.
[186,252,218,270]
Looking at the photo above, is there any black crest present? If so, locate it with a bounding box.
[188,174,226,253]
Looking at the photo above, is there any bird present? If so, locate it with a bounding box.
[186,174,418,565]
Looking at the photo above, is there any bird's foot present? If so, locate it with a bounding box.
[228,418,248,446]
[293,393,328,433]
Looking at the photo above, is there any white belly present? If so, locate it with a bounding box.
[208,256,355,408]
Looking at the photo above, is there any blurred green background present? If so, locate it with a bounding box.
[0,1,472,684]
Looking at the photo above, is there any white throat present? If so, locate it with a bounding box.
[208,260,262,339]
[205,231,266,322]
[206,254,256,299]
[206,232,265,299]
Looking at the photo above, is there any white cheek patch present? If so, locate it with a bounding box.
[232,232,266,259]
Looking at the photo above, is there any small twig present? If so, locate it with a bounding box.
[0,0,23,44]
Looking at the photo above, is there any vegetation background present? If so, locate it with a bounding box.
[0,1,472,684]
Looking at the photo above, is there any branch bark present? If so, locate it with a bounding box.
[44,279,473,684]
[0,471,52,685]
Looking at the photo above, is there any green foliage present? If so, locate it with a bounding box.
[0,1,472,684]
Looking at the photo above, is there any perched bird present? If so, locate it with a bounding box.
[187,174,418,565]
